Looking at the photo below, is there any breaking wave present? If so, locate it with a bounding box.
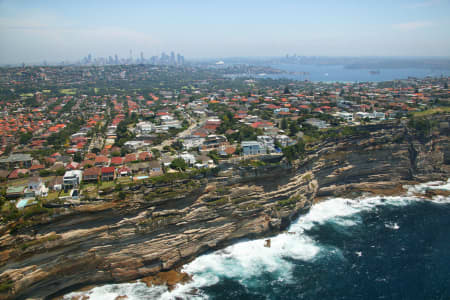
[64,179,450,300]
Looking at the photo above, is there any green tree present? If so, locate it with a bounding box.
[19,132,33,145]
[170,158,188,171]
[289,122,299,136]
[281,118,288,130]
[73,152,82,163]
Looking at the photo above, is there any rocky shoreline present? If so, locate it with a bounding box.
[1,116,449,300]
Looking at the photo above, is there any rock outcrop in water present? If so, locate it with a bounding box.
[0,115,448,299]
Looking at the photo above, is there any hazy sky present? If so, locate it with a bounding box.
[1,0,449,64]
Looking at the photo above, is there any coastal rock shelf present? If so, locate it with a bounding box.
[0,116,449,299]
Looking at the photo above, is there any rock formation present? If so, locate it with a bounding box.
[0,115,448,299]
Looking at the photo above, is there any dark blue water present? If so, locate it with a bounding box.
[201,201,450,300]
[262,64,450,82]
[66,184,450,300]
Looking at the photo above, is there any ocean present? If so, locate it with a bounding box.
[65,180,450,300]
[260,64,450,82]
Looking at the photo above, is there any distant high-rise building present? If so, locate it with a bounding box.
[115,54,119,65]
[140,51,144,63]
[170,51,175,64]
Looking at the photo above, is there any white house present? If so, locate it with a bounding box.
[136,121,154,134]
[305,118,329,129]
[124,140,146,151]
[182,136,205,150]
[26,177,48,197]
[257,135,275,153]
[242,141,266,156]
[63,170,83,189]
[275,135,294,147]
[336,112,354,122]
[179,152,196,165]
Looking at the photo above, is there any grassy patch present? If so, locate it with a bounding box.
[0,279,13,292]
[206,197,229,206]
[232,197,250,204]
[116,177,132,184]
[99,181,115,190]
[59,88,77,95]
[277,195,302,208]
[45,191,60,201]
[413,107,450,117]
[59,190,71,197]
[20,93,34,98]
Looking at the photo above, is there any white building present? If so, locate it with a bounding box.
[179,152,196,165]
[124,141,146,151]
[242,141,266,156]
[257,135,275,153]
[136,121,154,134]
[182,136,205,150]
[305,118,329,129]
[336,112,354,122]
[63,170,83,189]
[275,135,294,147]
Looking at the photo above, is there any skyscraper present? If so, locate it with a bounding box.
[170,51,175,65]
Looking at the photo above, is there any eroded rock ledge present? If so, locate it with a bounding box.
[1,116,449,299]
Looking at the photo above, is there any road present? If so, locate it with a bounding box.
[153,113,202,151]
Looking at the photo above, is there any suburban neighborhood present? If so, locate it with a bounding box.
[0,64,448,214]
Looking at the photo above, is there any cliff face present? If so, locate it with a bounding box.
[0,116,448,299]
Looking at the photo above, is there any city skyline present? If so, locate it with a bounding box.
[1,0,450,64]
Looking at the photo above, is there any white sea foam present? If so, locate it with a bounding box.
[64,282,168,300]
[66,179,449,300]
[384,222,400,230]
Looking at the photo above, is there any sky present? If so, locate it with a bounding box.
[0,0,449,64]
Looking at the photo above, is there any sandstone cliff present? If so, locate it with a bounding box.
[0,115,448,299]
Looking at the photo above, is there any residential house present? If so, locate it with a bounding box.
[275,135,294,147]
[335,111,354,122]
[242,141,266,156]
[48,176,63,191]
[63,170,83,189]
[149,160,163,176]
[101,167,115,181]
[124,153,137,164]
[257,135,275,153]
[94,155,109,166]
[6,185,26,199]
[136,121,154,134]
[110,156,123,166]
[0,153,33,169]
[26,177,48,197]
[123,141,146,151]
[305,118,329,129]
[179,152,196,165]
[138,152,152,161]
[8,169,29,179]
[117,166,132,177]
[29,164,45,174]
[182,136,205,150]
[83,167,100,182]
